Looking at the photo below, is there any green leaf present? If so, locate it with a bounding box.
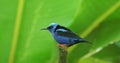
[93,44,120,63]
[81,7,120,59]
[0,0,81,63]
[115,40,120,47]
[0,0,18,63]
[80,57,113,63]
[70,0,120,36]
[68,0,120,63]
[1,0,120,63]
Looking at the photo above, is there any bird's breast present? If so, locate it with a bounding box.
[53,34,70,44]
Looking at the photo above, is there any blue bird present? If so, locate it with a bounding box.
[41,23,90,47]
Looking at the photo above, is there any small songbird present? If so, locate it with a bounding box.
[41,23,90,47]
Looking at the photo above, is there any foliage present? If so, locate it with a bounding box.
[0,0,120,63]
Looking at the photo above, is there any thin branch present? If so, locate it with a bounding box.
[58,45,68,63]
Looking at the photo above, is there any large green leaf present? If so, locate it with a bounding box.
[93,44,120,63]
[68,0,120,63]
[80,57,113,63]
[77,44,120,63]
[0,0,81,63]
[1,0,120,63]
[0,0,18,63]
[69,0,119,35]
[115,40,120,47]
[81,7,120,59]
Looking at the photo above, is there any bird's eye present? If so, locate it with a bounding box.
[48,26,53,29]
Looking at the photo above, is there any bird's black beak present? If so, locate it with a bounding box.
[41,28,48,30]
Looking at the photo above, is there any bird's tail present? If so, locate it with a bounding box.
[78,38,92,44]
[68,38,92,47]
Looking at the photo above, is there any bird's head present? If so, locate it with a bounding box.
[41,23,58,32]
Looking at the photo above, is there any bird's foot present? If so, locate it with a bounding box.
[58,44,68,51]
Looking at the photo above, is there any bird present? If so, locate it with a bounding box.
[41,23,90,47]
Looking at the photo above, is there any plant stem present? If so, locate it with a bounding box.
[58,45,68,63]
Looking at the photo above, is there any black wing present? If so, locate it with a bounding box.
[54,25,71,32]
[56,29,80,38]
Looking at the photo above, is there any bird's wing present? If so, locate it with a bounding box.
[54,25,71,32]
[56,29,80,38]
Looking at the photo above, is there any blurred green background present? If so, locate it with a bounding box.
[0,0,120,63]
